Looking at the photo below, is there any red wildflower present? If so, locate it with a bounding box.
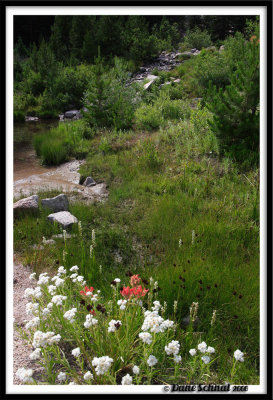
[80,286,94,296]
[120,285,149,299]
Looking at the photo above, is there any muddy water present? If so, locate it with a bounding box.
[13,121,108,202]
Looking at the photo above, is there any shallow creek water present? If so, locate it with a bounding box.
[13,120,108,202]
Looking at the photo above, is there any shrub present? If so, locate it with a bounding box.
[14,110,25,123]
[183,27,212,50]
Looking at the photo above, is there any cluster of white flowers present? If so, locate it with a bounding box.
[117,299,127,310]
[32,330,61,348]
[121,374,133,385]
[63,308,77,323]
[70,265,79,272]
[92,356,113,375]
[234,349,244,362]
[71,347,81,358]
[25,317,40,330]
[132,365,140,375]
[90,293,99,302]
[24,286,42,299]
[108,320,122,332]
[197,341,208,353]
[70,273,78,281]
[174,355,182,364]
[151,301,161,312]
[147,355,158,367]
[47,285,56,295]
[52,276,65,287]
[51,295,67,306]
[84,314,98,328]
[25,302,39,316]
[165,340,180,356]
[57,372,66,382]
[139,332,152,345]
[16,367,34,384]
[141,310,174,333]
[29,348,41,361]
[57,266,66,275]
[37,273,50,286]
[201,355,211,364]
[84,371,93,381]
[113,278,120,283]
[189,348,197,356]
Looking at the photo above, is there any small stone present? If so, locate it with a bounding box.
[83,177,96,187]
[47,211,78,229]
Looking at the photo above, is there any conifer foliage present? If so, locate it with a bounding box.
[207,36,259,163]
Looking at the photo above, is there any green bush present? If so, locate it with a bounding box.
[183,27,212,50]
[14,110,25,123]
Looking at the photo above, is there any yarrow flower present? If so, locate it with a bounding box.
[25,317,40,330]
[121,374,133,385]
[117,299,127,310]
[147,355,158,367]
[141,310,174,333]
[84,314,98,328]
[197,341,207,353]
[151,301,161,312]
[57,372,66,382]
[207,346,215,354]
[52,295,67,306]
[174,355,182,364]
[71,347,81,358]
[108,319,122,332]
[165,340,180,356]
[63,308,77,323]
[29,348,41,360]
[58,266,66,275]
[189,348,197,356]
[25,302,39,316]
[29,273,36,281]
[84,371,93,381]
[201,355,211,364]
[234,349,244,362]
[47,285,56,295]
[16,368,34,384]
[92,356,113,376]
[139,332,153,345]
[70,265,79,272]
[32,331,61,348]
[132,365,140,375]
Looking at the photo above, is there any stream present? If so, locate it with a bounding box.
[13,120,108,202]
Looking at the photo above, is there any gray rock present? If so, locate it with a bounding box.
[139,67,146,72]
[64,110,82,119]
[13,195,39,216]
[191,48,197,53]
[180,51,193,58]
[83,176,96,187]
[41,194,69,212]
[47,211,78,229]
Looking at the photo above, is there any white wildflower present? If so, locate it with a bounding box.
[207,346,215,354]
[29,273,36,281]
[37,275,49,286]
[63,308,77,323]
[108,319,122,333]
[151,301,161,312]
[198,341,207,353]
[132,365,140,375]
[77,275,84,282]
[42,307,51,316]
[16,367,34,384]
[114,278,120,283]
[57,372,66,382]
[47,302,53,309]
[121,374,133,385]
[58,266,66,275]
[52,295,67,306]
[139,332,152,345]
[201,355,211,364]
[234,349,244,362]
[55,277,65,287]
[70,266,79,272]
[165,340,180,356]
[25,317,40,330]
[25,302,39,316]
[47,285,56,295]
[174,355,182,364]
[84,371,93,381]
[92,356,113,376]
[147,355,158,367]
[29,348,41,360]
[189,349,197,356]
[72,347,81,358]
[117,299,127,310]
[84,314,98,328]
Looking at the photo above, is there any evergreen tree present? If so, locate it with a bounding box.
[207,36,259,162]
